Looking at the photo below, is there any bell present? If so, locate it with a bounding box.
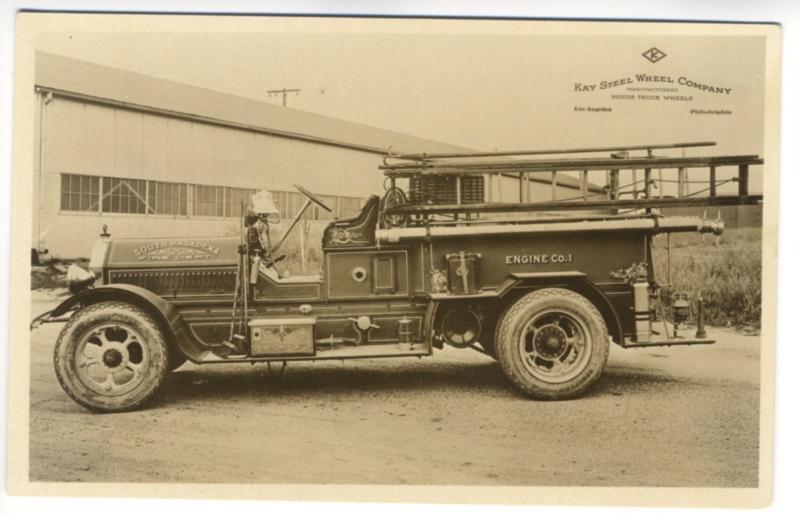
[250,190,280,216]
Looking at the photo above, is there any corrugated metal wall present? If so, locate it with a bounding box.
[33,94,594,259]
[35,95,385,258]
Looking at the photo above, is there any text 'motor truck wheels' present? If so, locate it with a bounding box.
[54,301,169,412]
[496,288,609,400]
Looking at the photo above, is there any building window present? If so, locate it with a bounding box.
[339,196,364,218]
[194,185,224,217]
[60,174,100,212]
[224,187,258,218]
[270,191,288,219]
[148,181,187,215]
[315,194,338,220]
[102,177,147,214]
[283,191,315,220]
[59,173,364,221]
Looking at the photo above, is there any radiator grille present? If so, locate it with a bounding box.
[109,269,236,296]
[409,175,484,204]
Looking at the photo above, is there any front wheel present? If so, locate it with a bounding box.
[54,301,169,412]
[496,288,609,400]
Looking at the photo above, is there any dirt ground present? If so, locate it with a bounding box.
[27,291,760,487]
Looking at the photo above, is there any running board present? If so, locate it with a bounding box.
[623,338,715,349]
[193,342,431,364]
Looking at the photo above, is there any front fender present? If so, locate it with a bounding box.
[45,284,205,362]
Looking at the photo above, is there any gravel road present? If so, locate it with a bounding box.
[28,292,760,487]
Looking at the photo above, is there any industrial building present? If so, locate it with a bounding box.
[32,52,597,259]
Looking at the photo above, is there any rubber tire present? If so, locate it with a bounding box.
[495,288,609,400]
[54,301,169,412]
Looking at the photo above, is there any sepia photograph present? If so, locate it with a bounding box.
[6,12,781,508]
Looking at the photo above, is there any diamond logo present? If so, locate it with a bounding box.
[642,47,666,63]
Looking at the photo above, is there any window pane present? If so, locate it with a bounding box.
[339,196,363,218]
[101,176,147,215]
[193,185,223,217]
[60,173,100,212]
[225,187,258,218]
[148,180,188,215]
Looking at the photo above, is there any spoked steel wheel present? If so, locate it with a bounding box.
[496,288,609,399]
[517,309,592,384]
[54,301,169,412]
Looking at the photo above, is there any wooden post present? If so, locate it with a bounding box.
[609,169,619,200]
[644,168,652,198]
[526,172,531,202]
[300,220,306,273]
[551,171,557,201]
[519,172,524,203]
[581,170,588,200]
[738,164,749,196]
[709,165,716,197]
[677,167,687,197]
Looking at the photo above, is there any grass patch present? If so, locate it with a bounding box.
[652,228,761,328]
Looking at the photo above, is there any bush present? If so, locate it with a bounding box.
[652,228,761,328]
[31,259,90,291]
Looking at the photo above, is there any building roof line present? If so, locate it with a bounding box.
[34,52,599,192]
[36,85,598,193]
[35,51,474,157]
[36,86,392,156]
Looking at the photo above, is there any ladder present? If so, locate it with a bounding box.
[380,141,763,216]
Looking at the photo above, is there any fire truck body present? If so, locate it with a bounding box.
[34,141,761,412]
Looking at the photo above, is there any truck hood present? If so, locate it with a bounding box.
[102,237,240,269]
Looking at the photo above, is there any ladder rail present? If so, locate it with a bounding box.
[391,141,716,161]
[383,143,763,215]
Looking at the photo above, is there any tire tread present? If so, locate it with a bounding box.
[495,288,609,400]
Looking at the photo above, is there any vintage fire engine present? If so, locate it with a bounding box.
[32,141,762,412]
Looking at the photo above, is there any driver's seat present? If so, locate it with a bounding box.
[322,195,380,249]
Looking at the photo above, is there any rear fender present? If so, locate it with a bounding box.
[500,272,625,346]
[48,284,205,362]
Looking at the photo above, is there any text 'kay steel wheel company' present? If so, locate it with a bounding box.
[54,302,169,412]
[496,288,609,400]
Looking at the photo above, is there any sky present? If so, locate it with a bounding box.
[34,16,768,192]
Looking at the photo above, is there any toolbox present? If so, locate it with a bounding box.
[445,252,481,295]
[248,317,316,356]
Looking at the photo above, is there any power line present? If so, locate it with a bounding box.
[267,88,301,107]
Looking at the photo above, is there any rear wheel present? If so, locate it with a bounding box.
[495,288,609,399]
[54,301,169,412]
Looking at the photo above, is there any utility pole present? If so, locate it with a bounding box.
[267,88,301,107]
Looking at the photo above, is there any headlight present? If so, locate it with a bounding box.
[88,239,110,284]
[66,264,95,293]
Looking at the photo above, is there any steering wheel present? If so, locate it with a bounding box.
[294,184,332,213]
